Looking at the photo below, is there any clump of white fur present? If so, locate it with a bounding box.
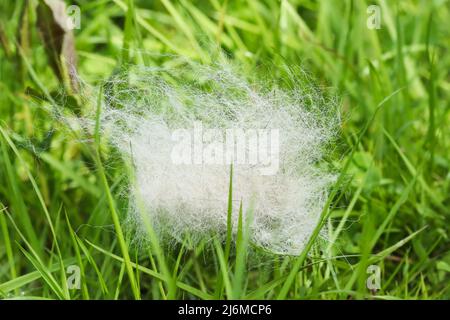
[81,59,339,255]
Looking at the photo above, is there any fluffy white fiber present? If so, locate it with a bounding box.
[78,58,339,255]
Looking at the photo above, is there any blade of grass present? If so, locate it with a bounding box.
[214,237,233,299]
[224,164,233,262]
[65,211,90,299]
[232,201,251,299]
[0,205,17,289]
[17,244,65,299]
[93,87,140,299]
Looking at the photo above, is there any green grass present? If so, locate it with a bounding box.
[0,0,449,300]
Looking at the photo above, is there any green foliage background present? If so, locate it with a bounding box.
[0,0,449,299]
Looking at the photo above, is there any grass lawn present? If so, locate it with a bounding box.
[0,0,449,300]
